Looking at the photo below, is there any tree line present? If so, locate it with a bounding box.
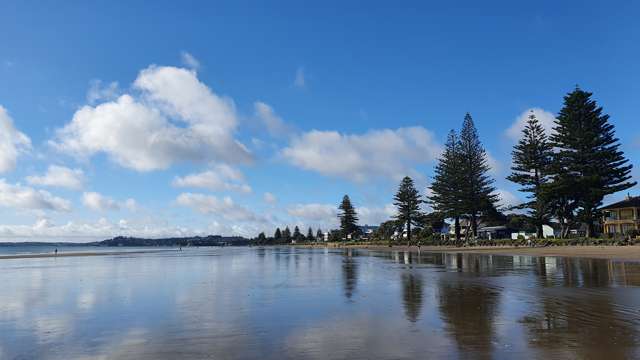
[254,87,635,244]
[341,87,635,243]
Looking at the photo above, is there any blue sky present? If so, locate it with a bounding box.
[0,1,639,241]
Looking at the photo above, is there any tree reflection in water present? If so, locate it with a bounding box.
[401,272,424,322]
[342,249,358,300]
[523,257,640,359]
[438,280,500,360]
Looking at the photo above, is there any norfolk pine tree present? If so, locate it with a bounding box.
[338,195,359,240]
[394,176,423,246]
[507,111,554,239]
[458,113,499,238]
[429,130,464,242]
[549,88,635,237]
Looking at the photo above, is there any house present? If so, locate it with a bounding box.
[601,195,640,235]
[359,225,379,240]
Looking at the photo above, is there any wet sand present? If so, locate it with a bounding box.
[306,243,640,261]
[0,249,173,260]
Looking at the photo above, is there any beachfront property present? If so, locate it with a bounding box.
[602,195,640,235]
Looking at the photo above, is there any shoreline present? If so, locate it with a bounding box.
[0,249,175,260]
[298,243,640,261]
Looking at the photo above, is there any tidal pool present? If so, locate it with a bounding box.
[1,247,640,359]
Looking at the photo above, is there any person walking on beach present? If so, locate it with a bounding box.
[54,248,58,256]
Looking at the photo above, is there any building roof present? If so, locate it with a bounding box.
[601,196,640,210]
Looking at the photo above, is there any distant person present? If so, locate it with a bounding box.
[54,248,58,256]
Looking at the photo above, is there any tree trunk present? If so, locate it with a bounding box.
[471,213,478,239]
[407,221,411,247]
[537,224,543,240]
[454,216,461,244]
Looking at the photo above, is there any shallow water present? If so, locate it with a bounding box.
[1,247,640,359]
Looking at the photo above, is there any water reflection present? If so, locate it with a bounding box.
[438,280,500,359]
[1,248,640,359]
[401,272,423,322]
[342,249,358,300]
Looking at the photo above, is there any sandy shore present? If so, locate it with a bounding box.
[304,243,640,261]
[0,249,173,260]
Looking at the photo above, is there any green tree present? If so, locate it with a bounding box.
[429,130,464,242]
[293,226,302,242]
[507,111,554,238]
[338,195,359,240]
[257,232,267,245]
[274,228,282,242]
[458,113,499,238]
[394,176,423,245]
[316,229,323,241]
[550,88,636,237]
[282,227,291,243]
[307,227,314,242]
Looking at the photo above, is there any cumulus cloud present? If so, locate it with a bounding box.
[357,204,397,225]
[505,108,556,141]
[288,203,337,223]
[52,65,251,171]
[0,179,71,212]
[172,164,251,193]
[0,106,31,173]
[254,101,294,138]
[496,188,521,209]
[282,127,441,182]
[26,165,85,190]
[287,203,395,227]
[0,217,205,242]
[86,80,119,104]
[82,191,129,211]
[180,51,200,70]
[263,192,277,205]
[293,67,305,88]
[176,193,263,222]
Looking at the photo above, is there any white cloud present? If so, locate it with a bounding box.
[0,217,206,242]
[176,193,263,222]
[358,204,397,225]
[0,106,31,173]
[0,179,71,212]
[282,127,441,182]
[172,164,251,193]
[288,203,337,223]
[180,51,200,70]
[486,151,503,176]
[254,101,294,138]
[86,79,119,104]
[496,188,521,209]
[52,65,252,171]
[124,198,138,211]
[82,191,120,211]
[263,192,277,205]
[505,108,556,141]
[294,67,305,88]
[26,165,85,190]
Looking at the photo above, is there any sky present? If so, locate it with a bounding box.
[0,1,639,241]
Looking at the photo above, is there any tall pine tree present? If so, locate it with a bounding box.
[394,176,423,245]
[429,130,464,242]
[338,195,359,240]
[507,111,554,238]
[307,227,314,242]
[550,88,636,237]
[458,113,499,238]
[274,228,282,242]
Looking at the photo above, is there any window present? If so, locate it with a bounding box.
[620,209,634,220]
[605,211,618,221]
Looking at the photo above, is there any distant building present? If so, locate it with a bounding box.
[601,195,640,235]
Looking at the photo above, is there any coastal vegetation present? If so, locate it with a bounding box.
[252,87,637,247]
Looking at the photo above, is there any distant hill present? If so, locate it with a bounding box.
[90,235,250,247]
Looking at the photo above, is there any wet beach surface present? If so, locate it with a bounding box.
[1,247,640,359]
